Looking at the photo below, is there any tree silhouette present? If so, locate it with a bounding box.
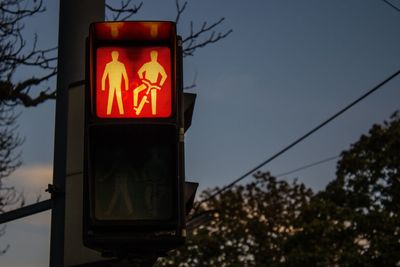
[0,0,48,254]
[157,173,313,267]
[296,111,400,266]
[107,0,232,58]
[0,106,24,255]
[157,112,400,266]
[0,0,57,107]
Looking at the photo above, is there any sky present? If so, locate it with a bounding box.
[1,0,400,266]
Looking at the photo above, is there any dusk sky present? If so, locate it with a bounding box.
[1,0,400,266]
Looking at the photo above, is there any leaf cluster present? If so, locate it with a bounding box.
[157,173,313,267]
[157,113,400,267]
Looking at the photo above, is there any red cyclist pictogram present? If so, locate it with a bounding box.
[133,50,168,116]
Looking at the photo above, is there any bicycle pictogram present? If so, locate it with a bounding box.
[133,50,167,116]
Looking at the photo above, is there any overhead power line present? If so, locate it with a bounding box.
[380,0,400,13]
[275,155,340,178]
[196,69,400,207]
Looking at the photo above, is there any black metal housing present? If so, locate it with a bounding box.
[82,21,185,254]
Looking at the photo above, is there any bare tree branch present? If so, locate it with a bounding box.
[105,0,232,59]
[0,224,10,255]
[175,0,188,25]
[172,0,232,90]
[106,0,143,21]
[174,0,232,57]
[0,104,24,249]
[184,71,197,90]
[0,106,23,180]
[181,18,233,57]
[0,1,48,250]
[0,0,57,107]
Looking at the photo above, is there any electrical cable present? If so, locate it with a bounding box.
[275,155,340,178]
[195,69,400,208]
[380,0,400,13]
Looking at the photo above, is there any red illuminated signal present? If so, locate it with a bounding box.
[96,47,172,118]
[93,22,174,41]
[90,21,176,119]
[84,21,187,254]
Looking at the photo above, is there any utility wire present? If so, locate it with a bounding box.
[196,69,400,208]
[275,155,340,178]
[380,0,400,12]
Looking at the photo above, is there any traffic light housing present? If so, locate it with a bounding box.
[83,21,185,254]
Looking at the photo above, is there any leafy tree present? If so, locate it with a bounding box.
[157,112,400,267]
[335,112,400,266]
[287,111,400,267]
[283,112,400,267]
[157,173,313,267]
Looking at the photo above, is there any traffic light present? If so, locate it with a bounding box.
[83,21,185,255]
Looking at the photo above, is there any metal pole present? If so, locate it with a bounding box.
[51,1,104,266]
[0,200,52,224]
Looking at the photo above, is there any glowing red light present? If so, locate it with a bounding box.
[96,47,172,118]
[90,21,176,119]
[94,22,174,41]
